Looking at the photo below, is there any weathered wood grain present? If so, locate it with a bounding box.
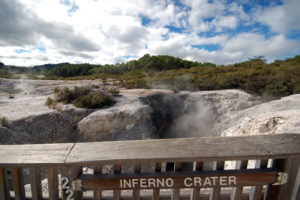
[68,166,83,199]
[210,161,225,200]
[60,167,68,200]
[266,158,300,200]
[0,143,74,167]
[0,167,9,200]
[113,164,121,200]
[66,134,300,165]
[172,162,182,200]
[30,167,42,200]
[279,158,300,200]
[190,162,203,200]
[291,163,300,200]
[231,160,248,200]
[133,163,142,200]
[0,134,299,167]
[11,167,25,200]
[153,163,162,200]
[93,165,102,200]
[249,160,268,200]
[48,167,58,200]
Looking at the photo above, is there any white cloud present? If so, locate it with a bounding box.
[213,16,238,32]
[256,0,300,34]
[223,33,299,58]
[183,0,244,33]
[145,32,299,65]
[0,0,299,66]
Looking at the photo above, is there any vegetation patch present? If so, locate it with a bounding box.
[42,54,300,98]
[1,54,300,99]
[0,116,8,127]
[50,86,115,109]
[45,97,57,109]
[72,92,114,109]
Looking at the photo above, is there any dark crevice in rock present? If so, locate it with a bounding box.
[140,93,188,138]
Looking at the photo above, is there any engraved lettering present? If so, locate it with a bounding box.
[123,179,131,188]
[132,179,139,187]
[203,177,211,186]
[184,177,193,187]
[166,178,174,187]
[229,176,236,185]
[210,177,218,185]
[148,178,156,187]
[194,177,201,186]
[157,178,164,187]
[220,176,227,186]
[140,178,147,188]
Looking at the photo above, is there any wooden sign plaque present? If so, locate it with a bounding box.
[75,168,281,190]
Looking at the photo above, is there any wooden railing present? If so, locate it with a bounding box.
[0,134,300,200]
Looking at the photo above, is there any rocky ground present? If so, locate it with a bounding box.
[1,78,299,144]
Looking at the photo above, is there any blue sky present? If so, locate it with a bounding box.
[0,0,300,66]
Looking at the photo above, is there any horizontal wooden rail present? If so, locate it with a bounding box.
[0,143,73,167]
[0,134,299,167]
[66,133,300,166]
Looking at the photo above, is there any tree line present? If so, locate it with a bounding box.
[1,54,299,99]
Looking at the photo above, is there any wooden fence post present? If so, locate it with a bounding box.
[30,167,42,200]
[11,168,25,200]
[266,157,300,200]
[69,166,83,199]
[0,168,9,200]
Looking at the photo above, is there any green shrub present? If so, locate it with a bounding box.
[72,92,114,109]
[56,105,62,112]
[0,116,8,127]
[91,85,100,89]
[56,87,74,103]
[45,97,53,107]
[109,87,120,96]
[52,86,114,109]
[45,97,57,109]
[53,86,61,94]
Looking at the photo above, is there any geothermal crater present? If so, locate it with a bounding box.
[0,78,300,144]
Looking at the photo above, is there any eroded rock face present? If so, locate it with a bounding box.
[6,109,92,143]
[78,93,156,141]
[0,79,99,144]
[220,94,300,137]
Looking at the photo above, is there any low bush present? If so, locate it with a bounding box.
[45,97,57,109]
[52,86,114,109]
[56,105,62,112]
[109,87,120,96]
[0,116,8,127]
[72,92,114,109]
[54,87,90,104]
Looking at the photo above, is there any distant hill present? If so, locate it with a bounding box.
[0,62,70,78]
[32,63,70,72]
[0,55,299,98]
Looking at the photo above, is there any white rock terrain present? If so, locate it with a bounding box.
[0,78,299,144]
[220,94,300,137]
